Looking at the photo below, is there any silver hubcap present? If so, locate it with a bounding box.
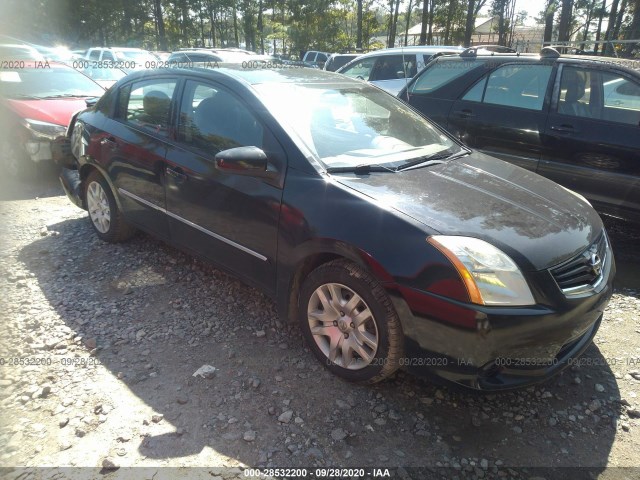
[307,283,379,370]
[86,181,111,234]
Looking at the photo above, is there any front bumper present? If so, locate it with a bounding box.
[390,262,614,391]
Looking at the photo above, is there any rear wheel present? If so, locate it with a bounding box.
[298,259,403,384]
[84,170,136,242]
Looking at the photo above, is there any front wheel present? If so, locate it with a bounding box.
[298,259,403,384]
[84,170,136,242]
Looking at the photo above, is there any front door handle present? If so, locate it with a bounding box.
[165,166,187,182]
[453,109,475,118]
[550,124,579,133]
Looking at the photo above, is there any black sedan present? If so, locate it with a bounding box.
[58,65,614,390]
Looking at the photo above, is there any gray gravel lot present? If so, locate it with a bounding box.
[1,169,639,480]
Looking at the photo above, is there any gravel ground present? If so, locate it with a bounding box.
[1,169,639,480]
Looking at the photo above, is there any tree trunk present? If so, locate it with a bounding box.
[613,0,627,39]
[209,4,217,48]
[594,0,606,53]
[419,0,428,45]
[542,0,556,43]
[181,0,189,47]
[391,0,401,47]
[464,0,476,46]
[557,0,573,42]
[258,0,264,53]
[497,1,506,45]
[199,4,205,47]
[243,0,252,51]
[357,0,363,49]
[444,0,455,44]
[624,0,640,55]
[404,0,413,46]
[581,0,596,49]
[233,5,239,47]
[154,0,167,51]
[428,0,435,44]
[604,0,620,55]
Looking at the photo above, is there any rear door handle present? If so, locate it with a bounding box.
[550,124,579,133]
[453,109,475,118]
[165,166,187,182]
[100,136,118,148]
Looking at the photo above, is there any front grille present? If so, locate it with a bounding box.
[550,233,608,294]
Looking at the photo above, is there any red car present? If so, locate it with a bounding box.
[0,61,104,178]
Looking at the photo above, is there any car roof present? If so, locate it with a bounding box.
[126,63,362,87]
[435,51,640,73]
[355,46,466,59]
[88,47,147,52]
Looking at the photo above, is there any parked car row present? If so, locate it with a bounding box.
[1,43,634,392]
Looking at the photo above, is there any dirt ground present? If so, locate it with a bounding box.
[1,168,639,480]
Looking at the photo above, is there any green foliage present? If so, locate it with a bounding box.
[0,0,633,54]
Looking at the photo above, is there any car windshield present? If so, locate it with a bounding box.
[253,81,459,169]
[114,50,155,62]
[82,66,127,81]
[0,67,104,99]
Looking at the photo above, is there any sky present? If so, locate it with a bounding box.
[479,0,549,26]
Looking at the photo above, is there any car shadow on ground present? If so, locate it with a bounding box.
[0,164,63,202]
[15,214,630,477]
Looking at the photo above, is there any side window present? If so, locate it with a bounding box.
[88,50,100,61]
[557,67,593,118]
[178,80,264,154]
[462,77,487,102]
[102,51,115,62]
[410,60,480,94]
[601,72,640,125]
[316,53,327,63]
[482,64,552,110]
[169,53,185,63]
[370,55,415,81]
[95,87,116,115]
[340,57,376,80]
[123,79,177,137]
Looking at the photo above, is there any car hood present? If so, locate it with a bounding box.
[332,152,603,271]
[5,98,90,127]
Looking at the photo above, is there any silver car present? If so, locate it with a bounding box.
[336,46,465,95]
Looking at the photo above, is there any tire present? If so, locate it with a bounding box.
[298,259,403,384]
[84,170,136,243]
[0,137,36,180]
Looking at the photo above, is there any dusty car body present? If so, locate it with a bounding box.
[58,66,614,390]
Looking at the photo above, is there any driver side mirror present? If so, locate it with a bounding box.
[214,146,271,177]
[396,70,406,79]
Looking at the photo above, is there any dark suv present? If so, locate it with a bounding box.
[399,48,640,223]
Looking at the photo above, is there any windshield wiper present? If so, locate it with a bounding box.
[396,149,470,171]
[325,163,398,174]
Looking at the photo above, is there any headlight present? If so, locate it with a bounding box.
[428,235,535,306]
[24,119,67,140]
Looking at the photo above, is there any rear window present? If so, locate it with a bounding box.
[409,59,481,93]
